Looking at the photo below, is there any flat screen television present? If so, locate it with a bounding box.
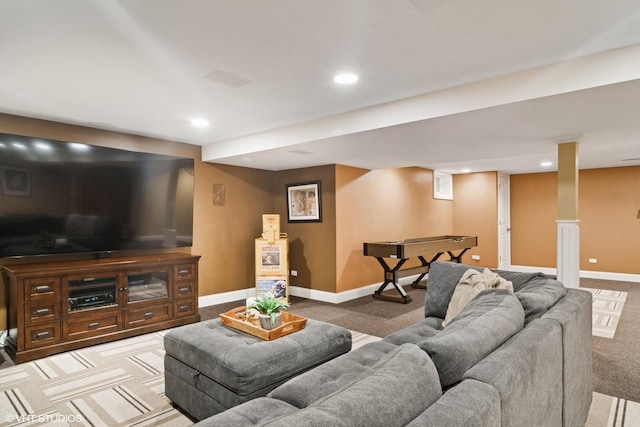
[0,132,194,258]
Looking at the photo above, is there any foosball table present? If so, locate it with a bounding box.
[363,235,478,303]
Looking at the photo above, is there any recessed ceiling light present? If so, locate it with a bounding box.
[540,161,553,167]
[35,141,52,151]
[461,168,471,173]
[69,142,90,152]
[190,118,210,127]
[333,73,359,85]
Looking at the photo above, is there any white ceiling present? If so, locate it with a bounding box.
[1,0,640,174]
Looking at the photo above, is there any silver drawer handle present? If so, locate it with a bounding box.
[178,269,190,276]
[35,308,51,316]
[179,305,190,312]
[179,287,190,294]
[35,285,51,292]
[88,322,100,329]
[35,331,50,338]
[144,312,154,319]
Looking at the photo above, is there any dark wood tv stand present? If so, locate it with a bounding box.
[4,252,200,363]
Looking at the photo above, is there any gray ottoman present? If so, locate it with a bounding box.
[164,317,352,421]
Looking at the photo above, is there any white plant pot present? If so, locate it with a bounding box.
[258,312,282,330]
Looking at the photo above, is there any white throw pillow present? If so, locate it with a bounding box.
[442,268,513,327]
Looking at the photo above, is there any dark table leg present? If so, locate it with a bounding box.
[372,258,412,304]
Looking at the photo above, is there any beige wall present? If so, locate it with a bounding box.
[194,163,276,295]
[273,165,337,293]
[510,167,640,273]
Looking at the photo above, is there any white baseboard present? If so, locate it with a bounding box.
[509,265,640,283]
[198,275,422,307]
[198,267,640,308]
[199,288,256,307]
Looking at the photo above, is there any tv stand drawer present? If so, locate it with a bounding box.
[26,301,60,325]
[25,323,61,350]
[125,303,171,327]
[64,313,120,341]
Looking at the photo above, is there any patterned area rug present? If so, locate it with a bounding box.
[0,330,191,426]
[586,392,640,427]
[583,288,628,339]
[0,325,635,426]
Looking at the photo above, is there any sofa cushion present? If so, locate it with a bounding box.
[192,397,298,427]
[442,268,513,327]
[383,316,442,345]
[418,289,525,388]
[425,261,482,318]
[515,277,567,324]
[264,344,442,427]
[492,270,555,290]
[406,379,501,427]
[268,340,398,408]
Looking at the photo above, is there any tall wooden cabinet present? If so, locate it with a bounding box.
[4,253,200,363]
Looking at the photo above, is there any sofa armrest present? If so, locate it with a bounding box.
[541,289,593,427]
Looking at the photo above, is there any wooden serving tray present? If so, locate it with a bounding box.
[220,306,307,341]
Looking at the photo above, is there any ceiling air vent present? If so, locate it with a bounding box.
[204,69,252,88]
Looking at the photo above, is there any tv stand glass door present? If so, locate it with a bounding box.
[126,270,169,303]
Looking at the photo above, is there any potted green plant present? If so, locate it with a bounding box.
[247,295,290,330]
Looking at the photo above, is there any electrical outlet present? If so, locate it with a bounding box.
[588,258,597,264]
[471,255,480,260]
[291,270,298,276]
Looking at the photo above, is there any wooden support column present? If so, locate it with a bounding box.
[557,142,580,288]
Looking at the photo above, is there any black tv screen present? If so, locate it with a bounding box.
[0,133,194,258]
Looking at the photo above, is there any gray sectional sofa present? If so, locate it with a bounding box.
[192,261,593,426]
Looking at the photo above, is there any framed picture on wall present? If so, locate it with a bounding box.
[0,165,31,197]
[287,181,322,222]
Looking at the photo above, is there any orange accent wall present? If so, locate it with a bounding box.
[510,172,558,267]
[335,166,453,292]
[451,172,499,268]
[510,167,640,274]
[579,167,640,273]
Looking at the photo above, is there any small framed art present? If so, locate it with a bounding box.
[1,165,31,197]
[287,181,322,222]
